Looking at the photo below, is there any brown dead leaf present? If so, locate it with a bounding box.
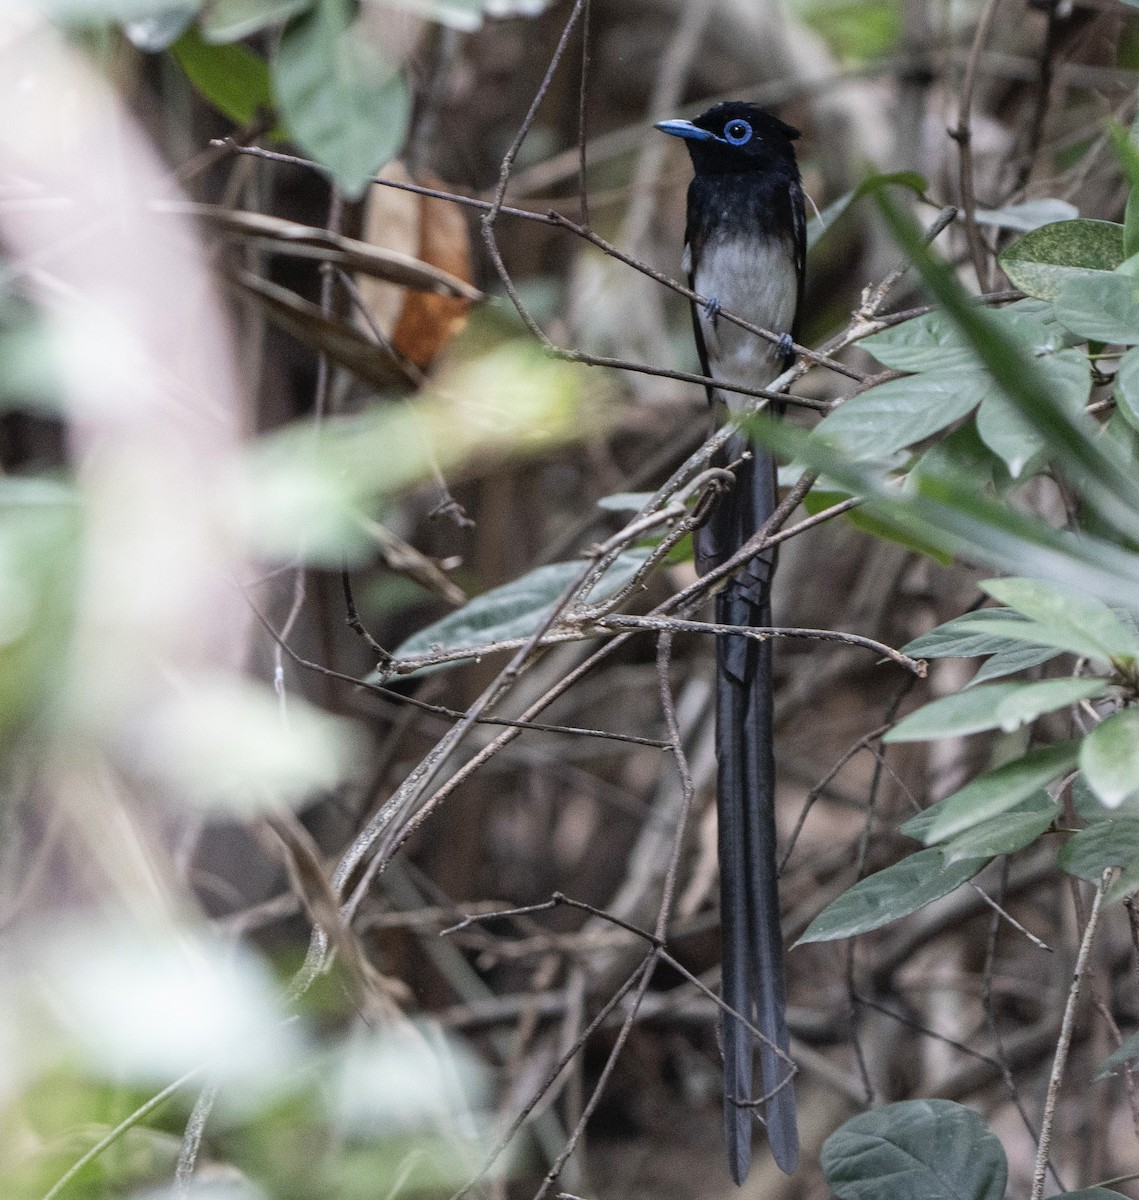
[358,162,475,369]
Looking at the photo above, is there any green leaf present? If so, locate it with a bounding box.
[1107,853,1139,902]
[900,741,1079,843]
[1054,274,1139,345]
[272,0,411,199]
[998,219,1125,300]
[876,194,1139,543]
[859,310,980,373]
[796,849,990,943]
[171,27,276,129]
[939,792,1057,863]
[1114,345,1139,431]
[821,1100,1008,1200]
[124,7,195,48]
[975,348,1090,478]
[596,492,654,513]
[390,549,652,666]
[980,576,1139,662]
[811,368,992,461]
[994,676,1110,731]
[201,0,311,42]
[902,608,1035,658]
[860,300,1073,374]
[1095,1031,1139,1079]
[1072,772,1113,823]
[1080,709,1139,808]
[33,0,198,21]
[1058,819,1139,881]
[968,643,1062,685]
[974,199,1079,232]
[885,682,1031,743]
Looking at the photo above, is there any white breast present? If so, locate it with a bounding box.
[691,233,797,414]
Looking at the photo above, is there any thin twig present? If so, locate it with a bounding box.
[1030,872,1112,1200]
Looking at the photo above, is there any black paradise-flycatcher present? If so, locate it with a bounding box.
[655,101,805,1183]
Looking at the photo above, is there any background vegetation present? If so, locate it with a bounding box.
[3,1,1139,1198]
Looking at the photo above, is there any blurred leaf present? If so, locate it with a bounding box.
[29,0,198,20]
[171,27,277,129]
[968,642,1062,685]
[597,491,655,512]
[974,199,1079,232]
[381,0,488,30]
[1054,274,1139,344]
[822,1101,1007,1200]
[979,576,1139,662]
[131,675,359,812]
[1095,1031,1139,1079]
[201,0,312,41]
[902,608,1035,658]
[272,0,410,199]
[900,742,1078,843]
[328,1025,486,1136]
[999,219,1125,300]
[1058,819,1139,880]
[43,927,297,1087]
[239,341,590,564]
[123,6,195,47]
[0,478,81,745]
[811,368,991,461]
[876,194,1139,543]
[796,0,900,61]
[390,549,651,667]
[758,413,1139,616]
[938,792,1057,863]
[1113,345,1139,430]
[1080,709,1139,808]
[796,849,990,943]
[807,171,928,250]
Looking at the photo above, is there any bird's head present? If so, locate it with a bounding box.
[655,102,800,176]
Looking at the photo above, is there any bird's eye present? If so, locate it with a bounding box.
[723,119,752,145]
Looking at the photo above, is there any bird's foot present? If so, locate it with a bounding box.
[777,332,795,362]
[703,295,722,325]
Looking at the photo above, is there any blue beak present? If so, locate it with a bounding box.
[654,119,714,142]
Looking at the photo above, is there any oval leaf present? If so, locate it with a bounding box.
[981,576,1139,661]
[811,369,991,461]
[1058,819,1139,881]
[902,608,1036,659]
[1115,346,1139,431]
[901,741,1079,843]
[994,677,1109,731]
[796,849,990,944]
[968,643,1062,685]
[822,1101,1008,1200]
[272,0,411,199]
[391,549,651,665]
[885,682,1029,743]
[1080,709,1139,808]
[939,793,1057,864]
[1054,273,1139,345]
[998,219,1125,300]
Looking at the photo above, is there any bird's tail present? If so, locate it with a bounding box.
[697,435,798,1182]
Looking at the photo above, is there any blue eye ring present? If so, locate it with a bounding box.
[723,118,752,145]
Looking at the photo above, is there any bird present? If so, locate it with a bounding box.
[655,101,805,1182]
